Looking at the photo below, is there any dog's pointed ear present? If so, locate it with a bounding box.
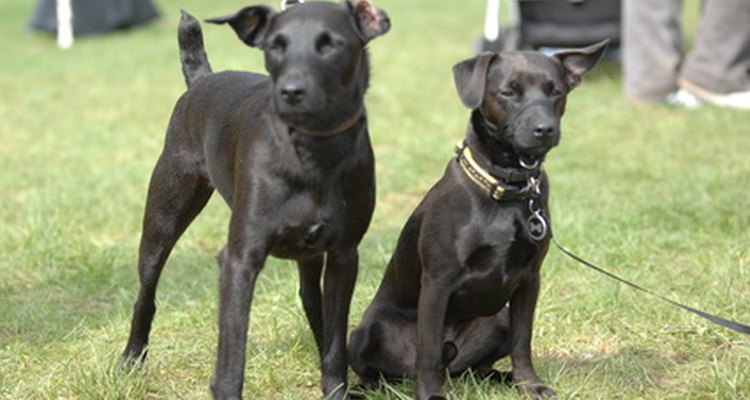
[452,52,497,110]
[205,6,276,48]
[553,38,609,89]
[346,0,390,42]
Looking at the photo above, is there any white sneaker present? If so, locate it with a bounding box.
[663,89,702,108]
[679,78,750,110]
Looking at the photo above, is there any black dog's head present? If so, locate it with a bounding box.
[453,40,608,161]
[207,0,390,136]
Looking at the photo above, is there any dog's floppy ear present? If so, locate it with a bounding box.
[346,0,390,42]
[553,39,609,89]
[206,6,276,48]
[452,52,497,110]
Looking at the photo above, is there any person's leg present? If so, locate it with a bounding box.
[623,0,684,102]
[680,0,750,108]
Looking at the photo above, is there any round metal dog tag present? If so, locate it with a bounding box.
[527,211,548,241]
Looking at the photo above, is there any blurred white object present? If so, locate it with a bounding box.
[484,0,499,41]
[480,0,519,51]
[56,0,73,48]
[280,0,304,11]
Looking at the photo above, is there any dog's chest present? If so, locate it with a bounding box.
[272,222,328,259]
[448,214,542,317]
[269,191,337,259]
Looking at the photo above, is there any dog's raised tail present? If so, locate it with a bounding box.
[178,10,212,88]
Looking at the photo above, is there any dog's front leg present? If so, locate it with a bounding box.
[211,238,268,400]
[416,280,452,400]
[509,275,556,399]
[298,255,325,357]
[320,248,359,399]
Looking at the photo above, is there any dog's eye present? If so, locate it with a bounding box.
[547,82,563,97]
[499,82,521,98]
[268,35,288,55]
[316,33,336,55]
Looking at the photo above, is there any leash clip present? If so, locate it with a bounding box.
[527,176,541,197]
[527,199,548,241]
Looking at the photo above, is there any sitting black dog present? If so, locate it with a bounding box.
[349,40,608,400]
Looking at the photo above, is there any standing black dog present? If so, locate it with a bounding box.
[348,40,608,400]
[120,1,389,399]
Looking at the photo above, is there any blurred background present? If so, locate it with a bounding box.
[1,1,748,399]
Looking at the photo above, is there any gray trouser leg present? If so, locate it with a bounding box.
[681,0,750,93]
[623,0,683,101]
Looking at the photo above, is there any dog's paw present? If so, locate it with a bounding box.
[415,391,447,400]
[416,386,447,400]
[517,382,557,399]
[347,378,381,399]
[474,368,513,385]
[417,394,446,400]
[117,349,147,372]
[347,391,365,400]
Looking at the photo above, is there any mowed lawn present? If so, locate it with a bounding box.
[1,0,748,399]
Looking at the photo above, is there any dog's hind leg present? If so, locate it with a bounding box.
[122,148,214,364]
[298,255,324,355]
[349,312,419,385]
[446,309,511,379]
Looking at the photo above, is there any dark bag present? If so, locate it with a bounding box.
[28,0,160,36]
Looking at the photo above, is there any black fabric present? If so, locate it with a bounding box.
[519,0,621,48]
[480,0,621,52]
[29,0,160,36]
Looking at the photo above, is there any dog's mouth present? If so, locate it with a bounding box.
[278,110,313,124]
[517,142,554,159]
[507,137,553,165]
[472,110,555,168]
[273,95,343,136]
[510,129,560,165]
[274,98,327,128]
[279,112,332,137]
[275,101,323,118]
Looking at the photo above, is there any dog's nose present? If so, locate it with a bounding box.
[533,124,555,139]
[280,84,306,105]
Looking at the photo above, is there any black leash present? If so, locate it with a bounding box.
[552,238,750,335]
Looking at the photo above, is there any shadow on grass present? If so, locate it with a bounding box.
[0,245,218,347]
[541,346,676,395]
[1,252,128,345]
[350,345,672,399]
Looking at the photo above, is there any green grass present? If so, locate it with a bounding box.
[1,0,748,399]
